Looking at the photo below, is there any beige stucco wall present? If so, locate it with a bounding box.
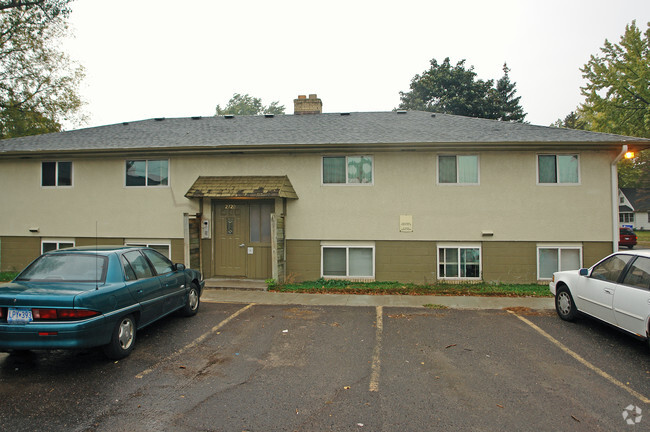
[0,148,615,244]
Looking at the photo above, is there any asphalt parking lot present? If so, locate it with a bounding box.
[0,299,649,432]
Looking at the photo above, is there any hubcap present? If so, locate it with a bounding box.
[558,292,571,316]
[188,289,199,310]
[118,318,134,350]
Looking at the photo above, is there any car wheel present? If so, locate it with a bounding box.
[103,315,136,360]
[179,283,200,317]
[555,286,577,322]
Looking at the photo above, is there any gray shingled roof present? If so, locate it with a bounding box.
[1,111,648,155]
[620,188,650,212]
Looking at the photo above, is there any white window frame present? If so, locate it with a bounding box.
[436,154,480,185]
[619,213,634,223]
[124,159,170,187]
[41,239,75,254]
[320,241,375,279]
[321,155,374,186]
[125,241,171,258]
[437,243,482,281]
[536,154,580,185]
[536,244,583,280]
[41,161,73,188]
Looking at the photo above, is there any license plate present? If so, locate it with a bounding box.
[7,308,33,324]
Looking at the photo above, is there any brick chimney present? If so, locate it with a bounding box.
[293,94,322,115]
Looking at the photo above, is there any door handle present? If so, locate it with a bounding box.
[604,289,613,295]
[239,243,246,247]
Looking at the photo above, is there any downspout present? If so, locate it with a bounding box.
[612,145,628,252]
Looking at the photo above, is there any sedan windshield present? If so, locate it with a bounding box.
[16,254,108,282]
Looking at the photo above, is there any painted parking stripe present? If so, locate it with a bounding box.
[136,303,255,379]
[507,310,650,405]
[369,306,383,392]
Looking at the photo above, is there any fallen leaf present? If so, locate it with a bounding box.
[497,404,504,409]
[571,415,580,423]
[344,386,351,390]
[179,365,186,369]
[445,344,457,349]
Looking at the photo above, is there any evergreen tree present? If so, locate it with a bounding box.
[398,57,527,122]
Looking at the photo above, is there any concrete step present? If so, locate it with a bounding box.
[203,278,267,291]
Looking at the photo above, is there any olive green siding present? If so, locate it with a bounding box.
[284,239,615,284]
[0,236,184,273]
[583,242,614,267]
[171,238,184,264]
[375,241,436,284]
[286,240,321,281]
[1,236,40,272]
[482,242,538,283]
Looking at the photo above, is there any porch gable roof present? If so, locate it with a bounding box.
[185,175,298,199]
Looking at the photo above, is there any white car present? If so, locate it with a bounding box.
[549,250,650,346]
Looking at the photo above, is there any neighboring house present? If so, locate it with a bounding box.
[619,188,650,230]
[1,94,649,283]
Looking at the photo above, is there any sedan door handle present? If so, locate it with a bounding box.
[604,289,613,295]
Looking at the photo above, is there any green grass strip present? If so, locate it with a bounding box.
[271,278,552,297]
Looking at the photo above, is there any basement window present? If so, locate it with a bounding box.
[321,242,375,279]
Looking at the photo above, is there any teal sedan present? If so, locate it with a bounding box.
[0,246,204,359]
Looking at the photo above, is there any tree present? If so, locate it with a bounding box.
[398,57,527,122]
[579,20,650,138]
[0,1,71,13]
[215,93,285,116]
[0,0,84,139]
[550,111,587,130]
[490,64,526,122]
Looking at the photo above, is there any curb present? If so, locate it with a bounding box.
[200,289,555,310]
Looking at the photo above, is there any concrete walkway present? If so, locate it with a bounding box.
[201,289,555,310]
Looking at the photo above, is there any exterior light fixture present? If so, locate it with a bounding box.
[624,151,635,159]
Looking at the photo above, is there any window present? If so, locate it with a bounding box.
[538,154,579,184]
[126,160,168,186]
[537,246,582,280]
[17,254,107,283]
[321,244,374,278]
[590,254,633,283]
[42,240,75,254]
[438,245,481,279]
[125,242,170,258]
[142,249,174,275]
[250,203,272,243]
[438,155,478,184]
[42,161,72,187]
[620,213,634,223]
[122,250,154,279]
[621,257,650,289]
[323,156,373,184]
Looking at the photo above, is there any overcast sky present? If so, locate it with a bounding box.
[62,0,650,129]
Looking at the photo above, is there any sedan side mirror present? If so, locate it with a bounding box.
[579,268,589,276]
[174,263,186,271]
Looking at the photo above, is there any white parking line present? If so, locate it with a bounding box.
[135,303,255,379]
[369,306,383,392]
[507,310,650,405]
